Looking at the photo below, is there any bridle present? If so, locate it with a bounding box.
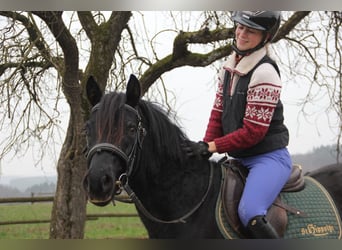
[86,104,145,177]
[85,103,214,224]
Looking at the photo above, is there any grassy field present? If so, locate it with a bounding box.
[0,202,148,239]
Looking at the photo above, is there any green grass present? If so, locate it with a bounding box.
[0,202,148,239]
[85,202,147,239]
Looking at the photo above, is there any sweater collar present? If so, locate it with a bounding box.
[224,47,267,76]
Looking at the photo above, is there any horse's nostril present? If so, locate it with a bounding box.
[101,175,113,193]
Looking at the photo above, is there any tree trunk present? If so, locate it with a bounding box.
[46,11,132,239]
[49,108,88,238]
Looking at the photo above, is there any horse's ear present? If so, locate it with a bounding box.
[126,74,141,107]
[86,76,102,106]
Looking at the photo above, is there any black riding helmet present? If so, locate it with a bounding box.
[231,11,281,56]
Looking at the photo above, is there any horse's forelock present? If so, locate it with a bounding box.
[95,92,126,145]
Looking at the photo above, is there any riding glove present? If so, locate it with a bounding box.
[183,140,212,159]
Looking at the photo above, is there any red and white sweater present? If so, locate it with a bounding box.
[203,47,282,154]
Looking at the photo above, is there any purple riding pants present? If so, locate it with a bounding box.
[237,147,292,226]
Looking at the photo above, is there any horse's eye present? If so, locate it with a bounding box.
[128,125,136,136]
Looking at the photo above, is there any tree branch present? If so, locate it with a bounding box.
[273,11,311,42]
[140,44,232,95]
[0,11,63,72]
[138,25,234,94]
[0,61,53,75]
[172,27,234,60]
[81,11,132,91]
[32,11,80,103]
[77,11,98,42]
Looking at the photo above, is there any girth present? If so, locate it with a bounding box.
[220,159,306,238]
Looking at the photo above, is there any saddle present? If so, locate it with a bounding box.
[220,159,306,238]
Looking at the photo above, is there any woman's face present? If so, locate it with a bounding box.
[235,23,264,51]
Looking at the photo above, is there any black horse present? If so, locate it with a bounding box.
[305,163,342,217]
[83,74,342,238]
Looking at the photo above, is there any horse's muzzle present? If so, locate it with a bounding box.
[82,169,119,206]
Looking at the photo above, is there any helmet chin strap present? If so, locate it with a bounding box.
[232,33,268,57]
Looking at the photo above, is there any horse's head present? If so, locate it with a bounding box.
[83,75,145,206]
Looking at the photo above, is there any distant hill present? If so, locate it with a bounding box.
[291,144,341,173]
[0,184,23,197]
[0,175,56,198]
[9,175,56,192]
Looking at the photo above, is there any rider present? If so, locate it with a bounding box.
[188,11,292,238]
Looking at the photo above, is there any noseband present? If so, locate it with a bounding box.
[86,143,129,167]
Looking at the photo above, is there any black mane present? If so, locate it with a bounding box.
[138,99,189,163]
[97,91,189,163]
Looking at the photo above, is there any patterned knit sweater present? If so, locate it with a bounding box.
[203,47,283,154]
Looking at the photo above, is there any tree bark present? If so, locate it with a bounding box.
[49,111,88,238]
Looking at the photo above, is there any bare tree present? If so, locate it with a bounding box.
[274,11,341,160]
[0,11,339,238]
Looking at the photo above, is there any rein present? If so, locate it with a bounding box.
[120,161,215,224]
[87,103,215,224]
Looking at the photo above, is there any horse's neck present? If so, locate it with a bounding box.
[132,155,213,211]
